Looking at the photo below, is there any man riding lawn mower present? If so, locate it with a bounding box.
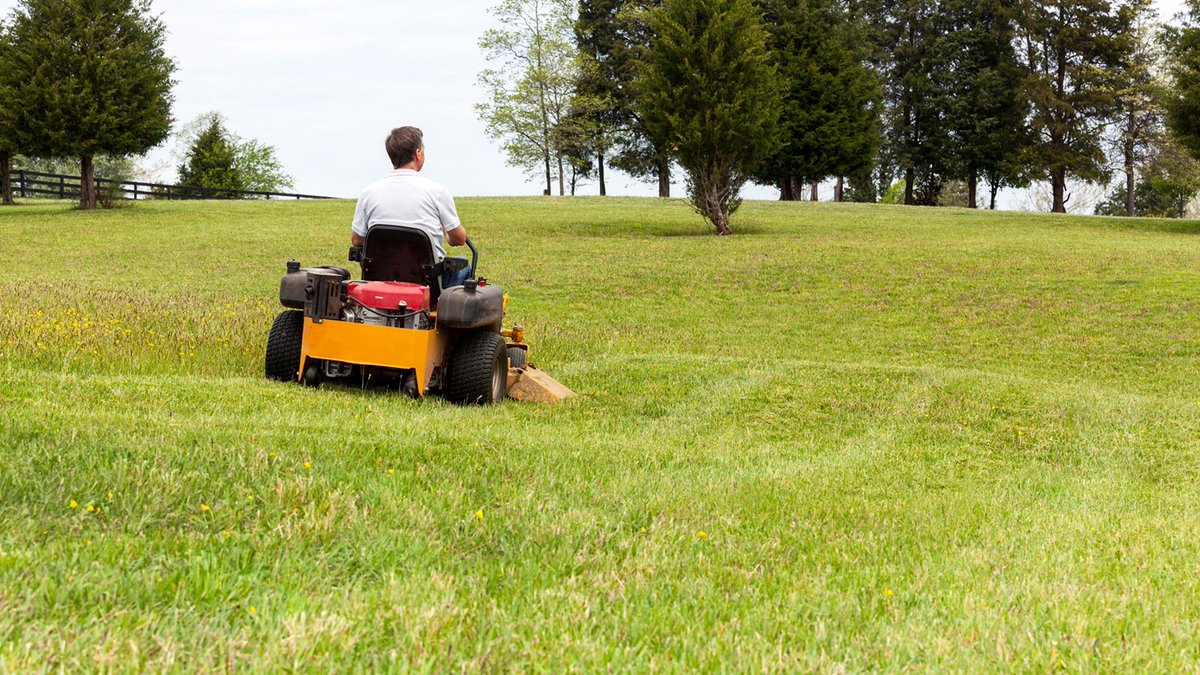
[263,125,571,403]
[263,225,573,404]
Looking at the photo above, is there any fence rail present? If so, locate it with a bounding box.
[2,169,336,201]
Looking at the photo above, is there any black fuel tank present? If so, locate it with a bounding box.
[437,281,503,330]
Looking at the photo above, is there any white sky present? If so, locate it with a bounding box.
[0,0,1190,202]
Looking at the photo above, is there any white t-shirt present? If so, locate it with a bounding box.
[350,169,462,261]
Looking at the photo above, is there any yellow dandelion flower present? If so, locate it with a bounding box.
[69,500,78,510]
[697,531,709,540]
[221,530,232,538]
[200,503,210,512]
[303,461,312,470]
[86,504,95,513]
[248,605,257,615]
[387,469,395,475]
[884,588,894,597]
[107,492,114,499]
[247,495,255,502]
[475,509,484,521]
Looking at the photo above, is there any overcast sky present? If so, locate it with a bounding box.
[0,0,1191,202]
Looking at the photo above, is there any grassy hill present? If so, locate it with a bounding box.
[2,197,1199,670]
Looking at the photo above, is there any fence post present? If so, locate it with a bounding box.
[18,170,25,198]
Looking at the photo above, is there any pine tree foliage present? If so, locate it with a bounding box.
[171,112,293,194]
[576,0,672,196]
[638,0,781,234]
[938,0,1030,209]
[1016,0,1139,213]
[178,119,242,197]
[0,18,14,206]
[1166,0,1200,162]
[755,0,881,201]
[0,0,175,209]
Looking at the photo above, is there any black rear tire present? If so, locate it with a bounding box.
[445,331,508,405]
[265,310,304,382]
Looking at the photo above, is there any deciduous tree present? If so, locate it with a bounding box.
[638,0,780,234]
[0,0,175,209]
[477,0,578,196]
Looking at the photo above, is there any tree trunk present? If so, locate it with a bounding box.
[598,152,606,197]
[0,151,12,206]
[81,156,97,209]
[967,171,978,209]
[707,200,733,235]
[1124,116,1135,217]
[834,176,844,202]
[657,158,670,198]
[779,179,794,201]
[1051,166,1067,213]
[989,182,999,210]
[543,150,551,196]
[809,181,818,202]
[904,168,915,205]
[557,154,565,196]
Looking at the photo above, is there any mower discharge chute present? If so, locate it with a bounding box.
[263,224,572,404]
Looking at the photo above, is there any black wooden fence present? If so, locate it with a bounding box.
[2,169,335,201]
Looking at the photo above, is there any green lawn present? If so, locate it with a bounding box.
[2,197,1199,671]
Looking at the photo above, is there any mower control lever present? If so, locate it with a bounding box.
[465,238,479,278]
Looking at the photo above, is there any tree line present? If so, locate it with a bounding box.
[0,0,292,209]
[478,0,1200,233]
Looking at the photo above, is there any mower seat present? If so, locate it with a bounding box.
[353,223,446,306]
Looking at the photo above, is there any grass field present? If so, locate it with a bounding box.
[2,196,1200,671]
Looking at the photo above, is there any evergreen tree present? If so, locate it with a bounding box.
[169,111,293,195]
[1015,0,1137,213]
[0,0,175,209]
[1165,0,1200,167]
[638,0,780,234]
[576,0,673,196]
[0,19,13,206]
[938,0,1030,209]
[177,119,243,197]
[857,0,952,206]
[755,0,881,202]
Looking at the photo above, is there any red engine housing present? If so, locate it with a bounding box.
[348,281,430,312]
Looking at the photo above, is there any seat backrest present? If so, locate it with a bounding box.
[360,224,443,305]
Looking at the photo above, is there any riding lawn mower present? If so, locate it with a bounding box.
[263,224,572,404]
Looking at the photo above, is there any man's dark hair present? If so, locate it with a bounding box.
[386,127,424,168]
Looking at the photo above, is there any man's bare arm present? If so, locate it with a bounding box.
[446,225,468,247]
[351,231,365,247]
